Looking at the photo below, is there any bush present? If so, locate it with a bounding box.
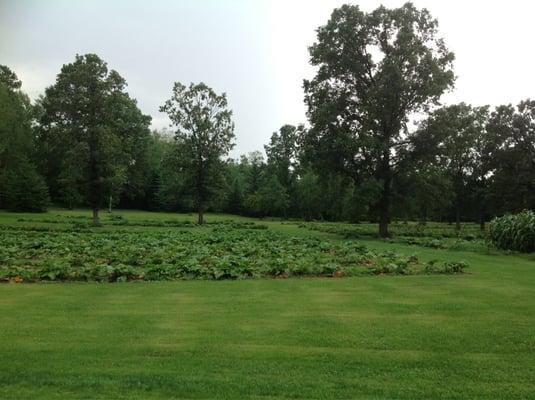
[488,211,535,253]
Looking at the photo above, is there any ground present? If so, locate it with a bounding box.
[0,210,534,399]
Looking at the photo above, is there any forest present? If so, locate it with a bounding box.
[1,7,533,236]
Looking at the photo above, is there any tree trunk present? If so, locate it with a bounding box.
[92,208,99,225]
[108,195,112,213]
[198,205,204,225]
[455,204,461,231]
[419,205,428,226]
[379,202,389,237]
[196,156,204,225]
[478,196,486,231]
[377,151,391,238]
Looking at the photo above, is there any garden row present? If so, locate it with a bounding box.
[0,225,466,282]
[299,221,484,240]
[14,215,269,230]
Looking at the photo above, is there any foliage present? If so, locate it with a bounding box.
[264,124,302,213]
[0,219,466,282]
[0,65,49,211]
[0,65,22,90]
[38,54,151,223]
[302,3,455,236]
[485,100,535,214]
[424,259,468,274]
[296,169,322,221]
[301,221,484,241]
[411,103,490,229]
[488,210,535,252]
[160,82,235,224]
[2,47,534,229]
[0,157,49,212]
[254,175,290,217]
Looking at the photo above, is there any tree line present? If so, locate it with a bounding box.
[1,3,534,235]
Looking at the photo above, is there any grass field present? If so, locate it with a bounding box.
[1,209,534,399]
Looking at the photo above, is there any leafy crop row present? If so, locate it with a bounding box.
[15,216,269,230]
[0,226,467,282]
[300,222,483,240]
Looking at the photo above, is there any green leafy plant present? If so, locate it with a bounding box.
[488,211,535,252]
[0,223,469,282]
[424,260,467,274]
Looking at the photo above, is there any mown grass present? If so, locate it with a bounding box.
[1,209,534,399]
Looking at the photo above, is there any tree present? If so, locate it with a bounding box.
[0,65,22,91]
[143,130,175,210]
[241,151,264,193]
[219,160,246,214]
[486,100,535,215]
[412,103,489,230]
[0,65,49,211]
[1,65,32,175]
[39,54,145,224]
[1,157,50,212]
[265,125,299,185]
[255,175,290,217]
[156,140,191,211]
[303,3,455,236]
[296,169,322,220]
[160,82,235,224]
[111,93,153,210]
[236,151,266,216]
[394,162,452,224]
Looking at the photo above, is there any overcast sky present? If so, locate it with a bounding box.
[1,0,534,156]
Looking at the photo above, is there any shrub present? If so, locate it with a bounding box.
[488,211,535,252]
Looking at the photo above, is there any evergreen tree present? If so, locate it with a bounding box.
[0,65,49,211]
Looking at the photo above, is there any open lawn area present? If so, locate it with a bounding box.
[1,210,535,399]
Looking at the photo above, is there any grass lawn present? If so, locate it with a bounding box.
[1,210,534,399]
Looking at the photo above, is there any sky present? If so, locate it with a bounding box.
[1,0,534,157]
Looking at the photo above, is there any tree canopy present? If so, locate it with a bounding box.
[303,2,455,236]
[39,54,151,223]
[1,5,533,228]
[160,82,235,224]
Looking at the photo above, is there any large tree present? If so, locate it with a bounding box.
[160,82,235,224]
[39,54,148,224]
[303,2,455,236]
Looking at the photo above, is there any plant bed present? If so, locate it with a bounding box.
[0,226,467,282]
